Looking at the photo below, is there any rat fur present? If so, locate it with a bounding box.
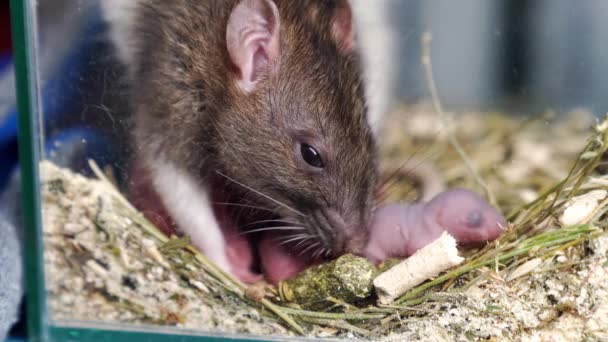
[101,0,385,279]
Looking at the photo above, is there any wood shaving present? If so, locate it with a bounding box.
[505,258,543,282]
[40,104,608,340]
[559,190,608,226]
[374,232,464,304]
[41,160,289,336]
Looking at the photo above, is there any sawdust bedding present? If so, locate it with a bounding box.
[41,105,608,341]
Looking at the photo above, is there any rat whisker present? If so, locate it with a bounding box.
[312,248,325,260]
[240,226,306,235]
[378,149,437,192]
[295,238,312,248]
[376,113,454,203]
[278,234,315,246]
[311,212,332,248]
[324,247,331,258]
[376,149,443,204]
[216,171,304,216]
[300,241,321,256]
[377,143,428,192]
[212,201,275,213]
[240,218,304,228]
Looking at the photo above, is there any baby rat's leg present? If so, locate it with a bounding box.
[150,163,231,271]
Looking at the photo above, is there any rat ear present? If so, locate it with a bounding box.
[226,0,281,93]
[331,0,355,53]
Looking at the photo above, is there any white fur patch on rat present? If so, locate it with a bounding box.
[150,161,231,272]
[103,0,379,283]
[100,0,138,71]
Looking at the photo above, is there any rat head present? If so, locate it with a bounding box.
[213,0,378,258]
[427,189,506,244]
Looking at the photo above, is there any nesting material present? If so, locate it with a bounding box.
[559,190,608,226]
[374,232,464,304]
[40,160,290,335]
[505,257,543,282]
[278,254,377,310]
[41,105,608,340]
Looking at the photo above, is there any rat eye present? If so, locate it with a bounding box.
[300,143,324,168]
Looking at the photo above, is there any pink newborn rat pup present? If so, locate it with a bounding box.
[365,188,506,263]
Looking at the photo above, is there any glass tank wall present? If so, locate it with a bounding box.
[11,0,608,341]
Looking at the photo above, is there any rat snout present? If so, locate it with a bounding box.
[322,208,368,257]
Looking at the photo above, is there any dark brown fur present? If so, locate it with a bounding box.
[129,0,377,256]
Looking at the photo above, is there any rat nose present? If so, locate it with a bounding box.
[325,208,347,232]
[323,209,366,256]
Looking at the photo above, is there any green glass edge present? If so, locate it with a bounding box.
[49,326,282,342]
[9,0,48,341]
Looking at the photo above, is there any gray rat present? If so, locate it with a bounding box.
[102,0,380,282]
